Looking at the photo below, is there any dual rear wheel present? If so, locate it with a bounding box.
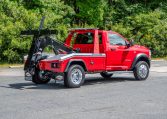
[32,65,85,88]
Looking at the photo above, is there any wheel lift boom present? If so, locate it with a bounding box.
[21,17,73,75]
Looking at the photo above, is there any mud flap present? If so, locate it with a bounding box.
[25,71,33,81]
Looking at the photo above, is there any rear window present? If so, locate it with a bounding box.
[75,33,94,44]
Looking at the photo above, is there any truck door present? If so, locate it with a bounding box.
[106,32,129,70]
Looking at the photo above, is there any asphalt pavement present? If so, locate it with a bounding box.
[0,61,167,119]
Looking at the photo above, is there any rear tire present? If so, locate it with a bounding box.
[32,68,51,84]
[64,65,85,88]
[133,61,149,80]
[100,72,113,78]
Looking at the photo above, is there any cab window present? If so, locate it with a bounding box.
[108,33,126,46]
[75,32,94,44]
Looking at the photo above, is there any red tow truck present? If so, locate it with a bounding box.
[22,28,151,88]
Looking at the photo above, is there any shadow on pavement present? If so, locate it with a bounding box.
[0,77,136,90]
[8,82,66,90]
[84,77,136,86]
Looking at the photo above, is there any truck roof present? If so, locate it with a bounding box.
[70,28,99,30]
[69,28,106,33]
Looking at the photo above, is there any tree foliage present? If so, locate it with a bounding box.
[0,0,167,63]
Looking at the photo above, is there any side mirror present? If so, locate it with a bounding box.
[130,39,134,46]
[126,39,134,48]
[127,42,131,48]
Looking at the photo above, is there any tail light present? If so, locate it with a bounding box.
[51,63,61,68]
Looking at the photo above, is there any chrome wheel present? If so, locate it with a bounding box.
[138,64,148,78]
[134,61,149,80]
[64,65,85,88]
[71,69,83,85]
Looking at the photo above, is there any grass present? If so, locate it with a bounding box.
[152,56,167,61]
[0,63,23,68]
[164,57,167,60]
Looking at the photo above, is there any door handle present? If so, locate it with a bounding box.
[110,48,116,51]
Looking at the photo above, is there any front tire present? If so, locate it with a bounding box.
[133,61,149,80]
[32,68,51,84]
[64,65,85,88]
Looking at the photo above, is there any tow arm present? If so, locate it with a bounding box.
[21,17,74,80]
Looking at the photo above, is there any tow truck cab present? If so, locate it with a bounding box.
[39,29,150,73]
